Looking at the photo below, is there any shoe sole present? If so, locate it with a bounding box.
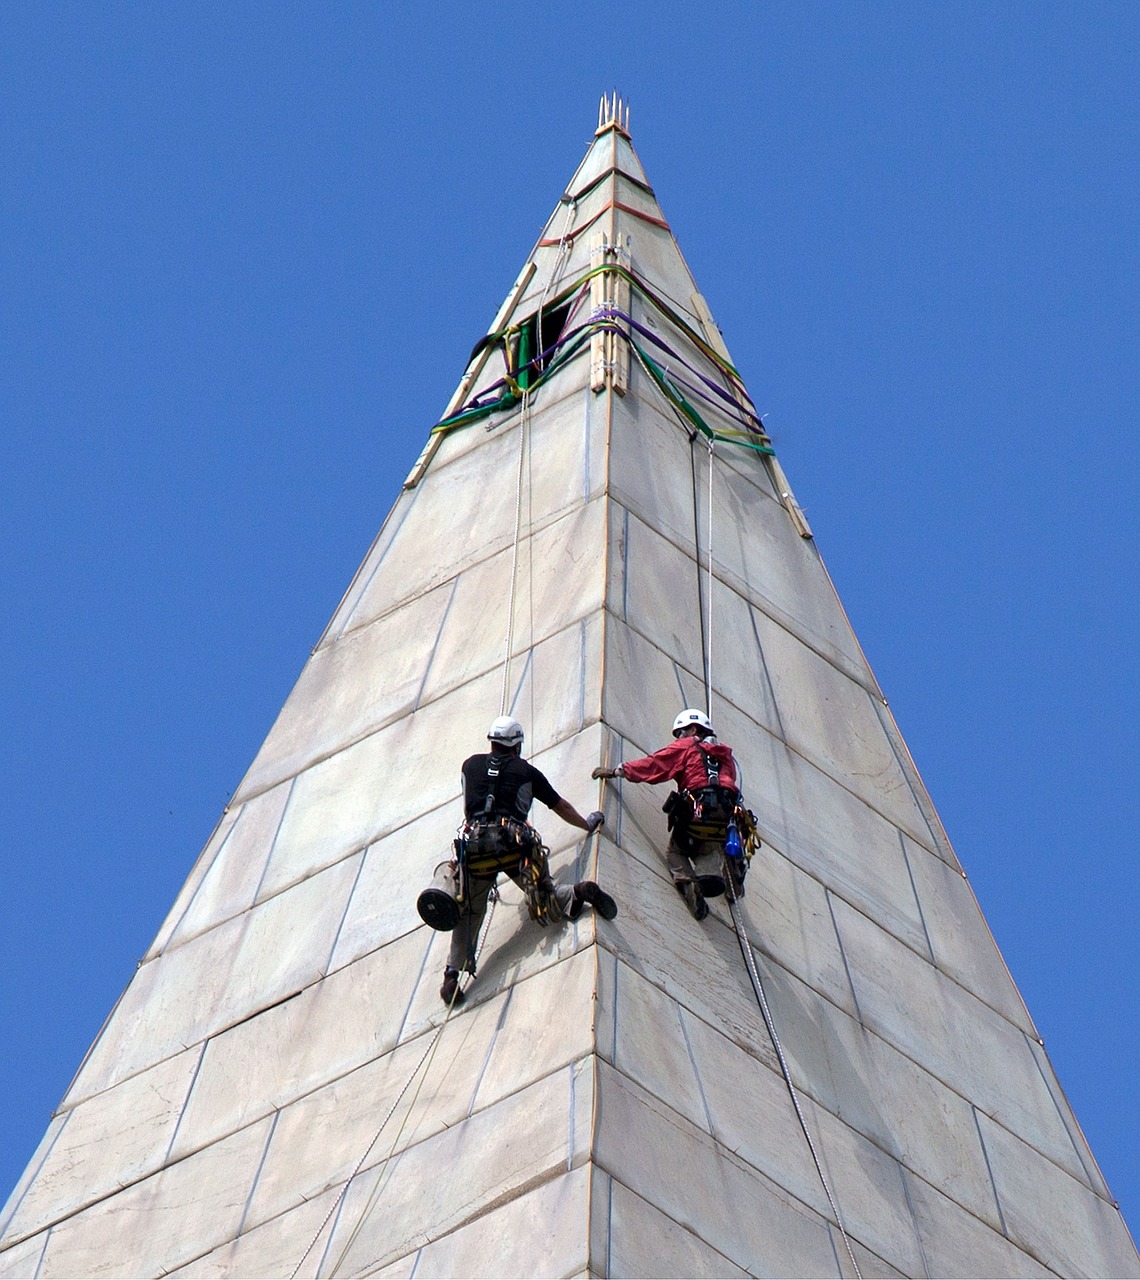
[591,888,618,920]
[680,882,709,921]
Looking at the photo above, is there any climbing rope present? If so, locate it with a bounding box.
[689,433,710,714]
[499,388,530,718]
[429,261,774,455]
[288,895,498,1280]
[728,897,864,1279]
[692,427,862,1277]
[497,199,576,717]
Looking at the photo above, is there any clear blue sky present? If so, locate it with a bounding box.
[3,1,1137,1238]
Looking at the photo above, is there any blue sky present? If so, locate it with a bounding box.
[3,1,1137,1241]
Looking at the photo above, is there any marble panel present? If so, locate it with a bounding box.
[591,836,787,1071]
[318,1060,594,1277]
[416,506,605,715]
[340,388,595,642]
[608,385,709,558]
[1025,1036,1112,1200]
[377,1165,589,1279]
[0,1115,66,1242]
[318,477,423,647]
[601,615,706,769]
[144,807,239,960]
[708,581,789,741]
[259,633,601,899]
[872,701,961,870]
[904,1165,1059,1280]
[169,928,431,1163]
[435,354,597,481]
[709,456,869,670]
[749,607,925,838]
[594,953,710,1123]
[773,1093,922,1277]
[0,1232,47,1280]
[602,948,931,1274]
[257,671,496,895]
[242,952,595,1236]
[613,132,651,188]
[621,226,703,318]
[237,581,454,802]
[506,618,603,766]
[329,802,459,971]
[566,127,618,193]
[165,780,291,949]
[2,1047,201,1244]
[905,835,1035,1032]
[593,1059,839,1277]
[64,856,360,1105]
[595,1168,750,1279]
[978,1111,1140,1278]
[32,1115,273,1279]
[832,895,1087,1181]
[470,947,597,1114]
[338,427,523,636]
[164,1184,343,1279]
[731,841,864,1013]
[763,967,1001,1231]
[615,506,708,684]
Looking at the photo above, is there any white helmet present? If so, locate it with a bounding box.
[487,715,525,748]
[672,708,714,738]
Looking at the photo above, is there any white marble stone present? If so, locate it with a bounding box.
[594,1166,752,1278]
[143,807,239,960]
[320,1060,594,1277]
[978,1110,1140,1278]
[593,1059,841,1277]
[1,1047,201,1245]
[904,833,1036,1032]
[164,779,291,949]
[375,1165,590,1279]
[63,855,361,1106]
[33,1115,274,1278]
[832,893,1088,1181]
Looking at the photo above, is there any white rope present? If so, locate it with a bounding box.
[700,438,860,1277]
[728,898,863,1278]
[498,200,576,718]
[289,898,498,1279]
[499,392,530,717]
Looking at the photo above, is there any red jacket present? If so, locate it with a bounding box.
[622,737,738,792]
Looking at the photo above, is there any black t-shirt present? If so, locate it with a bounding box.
[461,751,561,822]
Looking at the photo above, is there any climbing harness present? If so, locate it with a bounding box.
[454,818,561,925]
[289,895,499,1280]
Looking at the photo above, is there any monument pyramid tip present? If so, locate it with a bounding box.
[596,90,631,139]
[2,110,1138,1280]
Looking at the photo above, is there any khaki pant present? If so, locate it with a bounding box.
[666,834,729,897]
[446,863,576,973]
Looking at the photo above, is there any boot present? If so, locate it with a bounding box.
[678,880,709,921]
[440,967,466,1007]
[570,880,618,921]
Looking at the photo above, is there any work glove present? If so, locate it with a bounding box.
[592,766,620,780]
[585,811,605,833]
